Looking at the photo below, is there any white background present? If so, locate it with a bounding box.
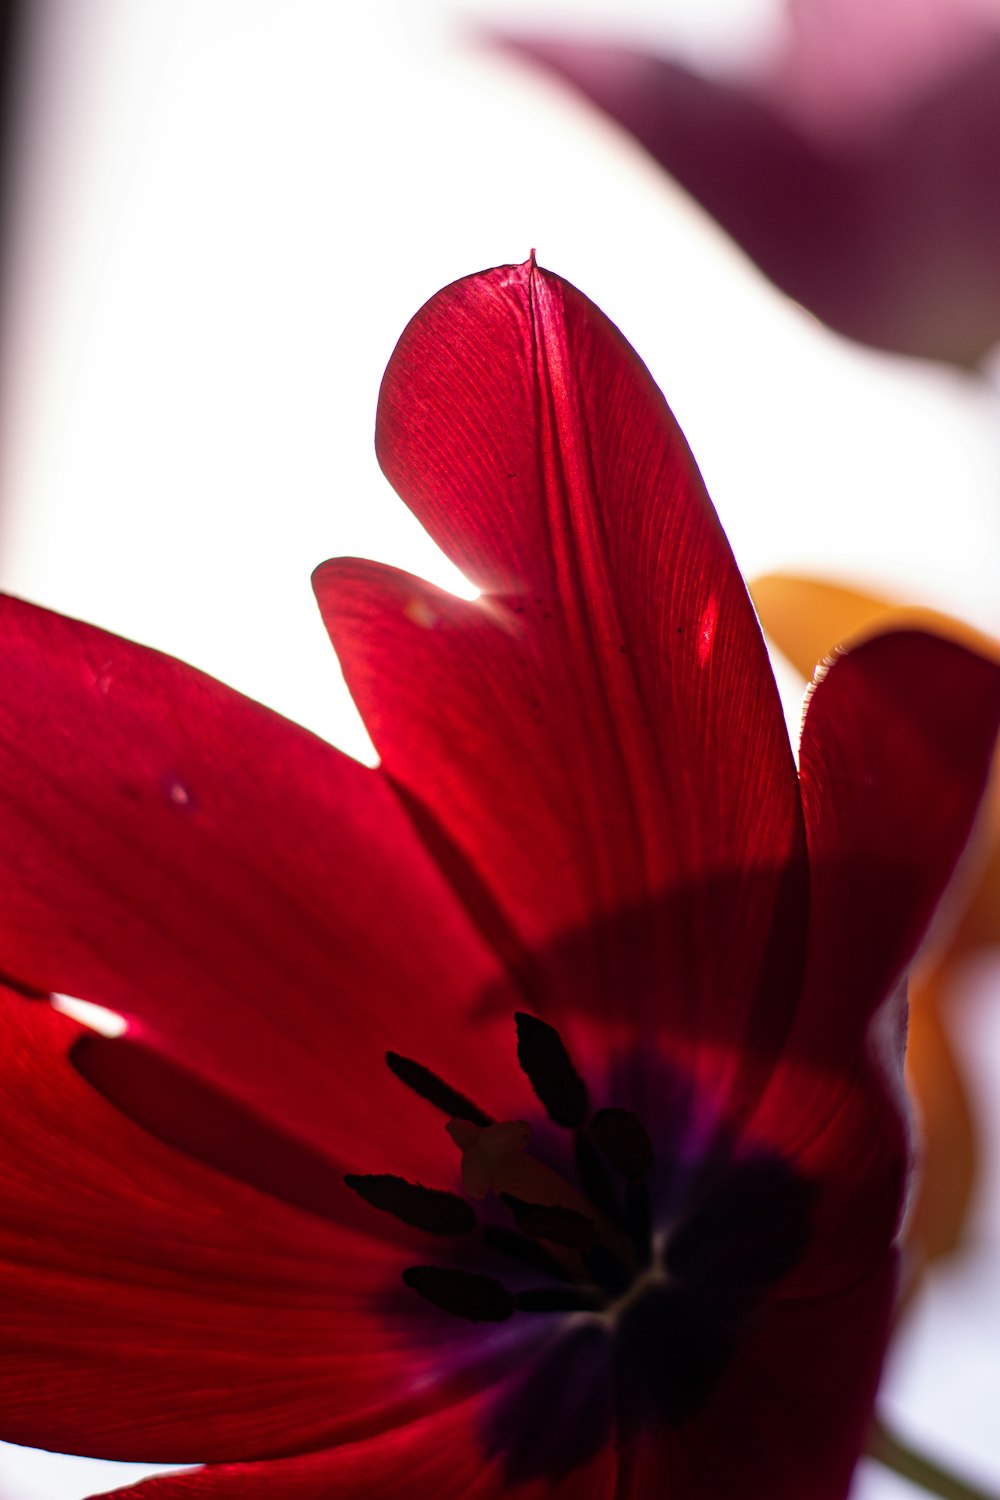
[0,2,997,1496]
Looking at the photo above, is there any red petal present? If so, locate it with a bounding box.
[796,629,1000,1064]
[92,1394,617,1499]
[95,1262,892,1500]
[754,628,1000,1301]
[0,595,526,1180]
[613,1260,895,1500]
[748,1045,908,1297]
[319,261,806,1078]
[0,992,506,1463]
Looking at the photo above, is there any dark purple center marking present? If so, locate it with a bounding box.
[370,1015,814,1482]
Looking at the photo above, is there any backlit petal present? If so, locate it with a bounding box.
[754,571,1000,1264]
[796,629,1000,1061]
[0,594,524,1183]
[0,992,507,1463]
[91,1393,617,1499]
[613,1260,895,1500]
[319,260,806,1088]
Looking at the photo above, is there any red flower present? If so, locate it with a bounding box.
[504,0,1000,366]
[0,258,998,1500]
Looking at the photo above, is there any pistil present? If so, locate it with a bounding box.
[446,1116,636,1271]
[362,1015,662,1324]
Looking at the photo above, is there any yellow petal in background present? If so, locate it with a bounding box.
[753,572,1000,1268]
[751,572,1000,680]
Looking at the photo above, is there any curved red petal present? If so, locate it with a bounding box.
[613,1260,895,1500]
[91,1394,617,1499]
[748,1041,908,1297]
[93,1259,892,1500]
[0,992,507,1464]
[0,595,526,1179]
[797,629,1000,1064]
[321,261,806,1076]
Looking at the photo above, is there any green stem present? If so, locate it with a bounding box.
[869,1416,999,1500]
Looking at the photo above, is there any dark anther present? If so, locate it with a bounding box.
[385,1052,493,1128]
[344,1174,476,1235]
[480,1224,576,1283]
[513,1013,588,1128]
[573,1131,619,1221]
[624,1180,653,1268]
[590,1108,653,1179]
[402,1265,514,1322]
[583,1241,633,1300]
[515,1286,607,1313]
[500,1194,598,1251]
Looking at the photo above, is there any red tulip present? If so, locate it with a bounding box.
[505,0,1000,365]
[0,259,997,1499]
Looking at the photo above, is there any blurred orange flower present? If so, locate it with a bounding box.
[753,573,1000,1274]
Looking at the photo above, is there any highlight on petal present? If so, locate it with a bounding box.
[51,993,127,1037]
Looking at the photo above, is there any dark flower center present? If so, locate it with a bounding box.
[346,1014,815,1482]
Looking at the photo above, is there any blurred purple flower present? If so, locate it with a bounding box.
[506,0,1000,366]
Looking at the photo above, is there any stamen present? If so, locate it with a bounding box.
[515,1286,607,1313]
[573,1130,620,1220]
[624,1180,653,1268]
[344,1174,476,1235]
[480,1224,576,1282]
[448,1117,637,1272]
[447,1118,532,1198]
[386,1051,492,1127]
[500,1194,598,1251]
[514,1012,588,1128]
[590,1109,653,1179]
[583,1242,634,1300]
[402,1265,514,1322]
[589,1109,654,1263]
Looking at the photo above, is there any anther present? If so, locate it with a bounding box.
[573,1130,620,1220]
[402,1265,514,1322]
[501,1194,598,1251]
[385,1051,493,1127]
[589,1108,654,1265]
[344,1174,476,1235]
[514,1012,588,1128]
[515,1286,607,1313]
[448,1117,637,1271]
[583,1242,634,1300]
[480,1224,575,1282]
[590,1109,653,1179]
